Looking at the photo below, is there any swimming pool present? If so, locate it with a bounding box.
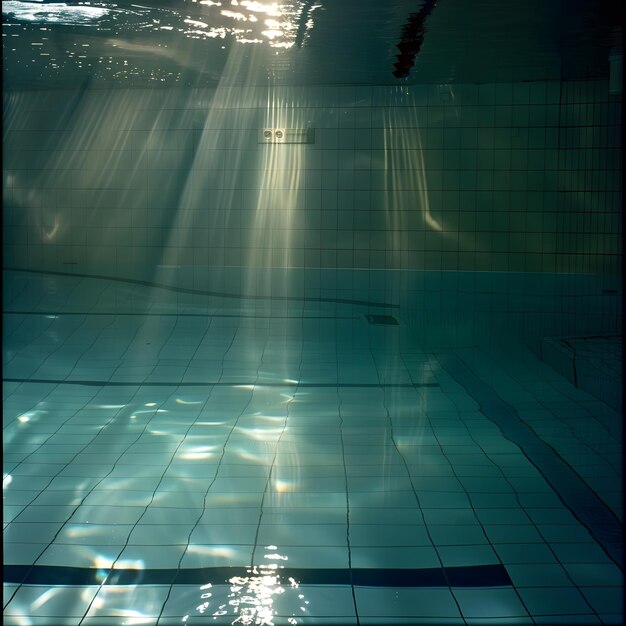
[3,265,622,624]
[2,0,623,622]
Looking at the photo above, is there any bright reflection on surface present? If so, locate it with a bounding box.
[31,588,63,611]
[175,398,203,405]
[112,558,145,570]
[186,545,237,558]
[42,215,61,241]
[179,449,217,460]
[93,554,116,569]
[3,474,13,487]
[185,546,308,625]
[87,586,155,622]
[236,424,284,440]
[3,1,112,24]
[185,445,219,454]
[147,429,168,435]
[180,0,317,49]
[241,1,282,15]
[272,478,295,493]
[230,446,275,464]
[221,10,249,21]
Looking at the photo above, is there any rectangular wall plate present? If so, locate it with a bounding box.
[260,128,315,144]
[366,314,399,326]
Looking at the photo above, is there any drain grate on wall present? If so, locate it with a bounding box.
[366,314,399,326]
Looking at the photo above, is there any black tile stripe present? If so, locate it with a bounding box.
[3,563,512,587]
[4,267,400,310]
[2,378,439,389]
[439,353,624,570]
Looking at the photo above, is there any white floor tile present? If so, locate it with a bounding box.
[84,585,170,618]
[354,587,461,618]
[4,585,100,617]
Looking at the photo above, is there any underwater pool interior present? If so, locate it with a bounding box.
[2,0,624,624]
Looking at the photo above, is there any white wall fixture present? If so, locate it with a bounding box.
[260,128,315,144]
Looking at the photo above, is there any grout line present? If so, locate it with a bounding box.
[3,310,362,319]
[2,378,440,388]
[338,371,360,625]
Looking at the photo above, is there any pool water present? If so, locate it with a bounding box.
[3,269,622,625]
[2,0,623,619]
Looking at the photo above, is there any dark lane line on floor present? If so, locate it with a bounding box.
[438,353,623,570]
[3,563,511,587]
[4,311,361,319]
[3,378,438,389]
[4,267,400,309]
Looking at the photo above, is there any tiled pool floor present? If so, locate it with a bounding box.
[3,270,623,625]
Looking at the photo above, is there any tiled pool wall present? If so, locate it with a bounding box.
[3,79,622,350]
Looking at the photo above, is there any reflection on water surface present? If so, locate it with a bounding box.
[185,545,308,625]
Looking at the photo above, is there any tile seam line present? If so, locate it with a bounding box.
[1,378,439,388]
[436,352,623,571]
[3,310,361,319]
[3,268,400,309]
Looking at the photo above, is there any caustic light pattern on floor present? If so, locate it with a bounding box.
[2,271,623,625]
